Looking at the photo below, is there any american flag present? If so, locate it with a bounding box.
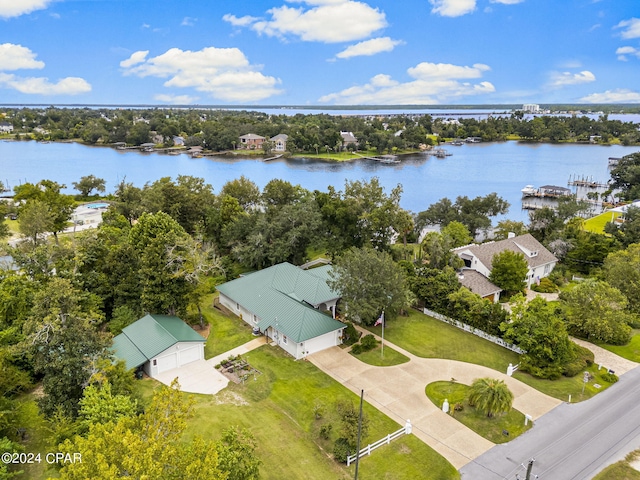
[374,311,384,327]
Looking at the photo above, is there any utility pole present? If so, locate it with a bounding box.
[525,458,536,480]
[354,389,364,480]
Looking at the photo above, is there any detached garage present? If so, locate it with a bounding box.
[112,314,205,379]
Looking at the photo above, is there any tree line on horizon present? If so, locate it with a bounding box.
[1,106,639,152]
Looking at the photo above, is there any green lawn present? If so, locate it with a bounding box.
[425,381,532,444]
[593,450,640,480]
[368,309,615,401]
[583,211,621,234]
[138,346,459,480]
[349,343,410,367]
[202,293,256,358]
[598,330,640,363]
[366,309,520,372]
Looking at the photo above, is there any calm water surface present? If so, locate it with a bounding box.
[1,140,639,222]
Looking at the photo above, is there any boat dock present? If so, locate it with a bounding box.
[567,174,607,189]
[521,185,571,198]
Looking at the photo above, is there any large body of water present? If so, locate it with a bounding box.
[1,140,639,222]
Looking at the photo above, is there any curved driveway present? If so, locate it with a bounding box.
[308,334,561,469]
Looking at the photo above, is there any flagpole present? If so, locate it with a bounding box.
[381,310,384,358]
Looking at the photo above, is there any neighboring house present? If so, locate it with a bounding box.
[239,133,266,150]
[457,269,502,303]
[453,233,558,288]
[216,262,345,360]
[340,131,358,149]
[0,121,13,133]
[112,314,205,378]
[270,133,288,152]
[173,135,185,146]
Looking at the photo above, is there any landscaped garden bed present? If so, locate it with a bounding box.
[216,354,262,384]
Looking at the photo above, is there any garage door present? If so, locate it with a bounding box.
[179,345,202,366]
[305,333,337,355]
[156,353,178,374]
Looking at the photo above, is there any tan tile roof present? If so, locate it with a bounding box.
[458,270,502,297]
[456,233,557,269]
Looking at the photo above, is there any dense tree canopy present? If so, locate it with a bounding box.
[329,247,413,325]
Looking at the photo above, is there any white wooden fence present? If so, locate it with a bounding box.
[423,308,525,354]
[346,420,412,467]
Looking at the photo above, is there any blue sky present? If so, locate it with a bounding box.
[0,0,639,105]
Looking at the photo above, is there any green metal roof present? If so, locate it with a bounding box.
[217,262,344,343]
[112,334,147,371]
[112,314,204,370]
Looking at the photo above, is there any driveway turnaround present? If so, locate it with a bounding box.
[308,334,561,470]
[155,337,266,395]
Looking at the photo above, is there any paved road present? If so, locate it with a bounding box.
[460,366,640,480]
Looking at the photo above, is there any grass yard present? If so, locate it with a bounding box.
[598,330,640,363]
[138,345,459,480]
[349,343,410,367]
[593,450,640,480]
[202,293,256,358]
[365,309,520,372]
[425,381,532,444]
[367,309,615,401]
[583,211,621,234]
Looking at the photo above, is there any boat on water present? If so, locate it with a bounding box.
[521,185,571,198]
[432,148,452,158]
[450,140,464,146]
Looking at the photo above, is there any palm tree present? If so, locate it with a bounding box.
[468,378,513,417]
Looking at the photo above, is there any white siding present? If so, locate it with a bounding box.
[147,342,205,378]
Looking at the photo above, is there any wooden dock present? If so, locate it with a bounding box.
[567,174,607,189]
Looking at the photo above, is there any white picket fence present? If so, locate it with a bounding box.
[346,421,412,467]
[423,308,525,354]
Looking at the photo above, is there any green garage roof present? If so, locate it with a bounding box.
[112,314,205,370]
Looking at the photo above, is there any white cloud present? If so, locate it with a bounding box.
[429,0,476,17]
[121,47,282,102]
[223,14,260,27]
[0,73,91,95]
[181,17,196,27]
[0,0,53,18]
[120,50,149,68]
[154,94,199,104]
[335,37,403,59]
[318,61,494,104]
[615,18,640,39]
[224,1,387,43]
[490,0,524,4]
[0,44,45,70]
[549,70,596,87]
[616,46,640,61]
[580,89,640,103]
[408,62,490,79]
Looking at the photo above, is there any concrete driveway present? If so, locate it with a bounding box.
[155,337,267,395]
[155,358,229,395]
[308,334,561,470]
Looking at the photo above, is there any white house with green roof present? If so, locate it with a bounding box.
[216,262,345,359]
[112,314,205,378]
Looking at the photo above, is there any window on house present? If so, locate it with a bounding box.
[282,335,288,345]
[153,359,157,366]
[236,303,239,310]
[544,264,550,274]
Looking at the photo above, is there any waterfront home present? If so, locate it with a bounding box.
[270,133,288,152]
[457,269,502,303]
[239,133,266,150]
[453,233,558,288]
[0,121,13,133]
[340,131,358,149]
[216,262,345,359]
